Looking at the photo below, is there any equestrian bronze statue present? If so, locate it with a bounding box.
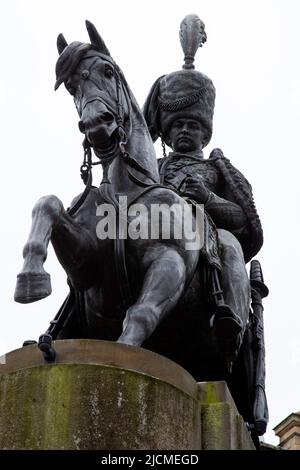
[14,15,269,444]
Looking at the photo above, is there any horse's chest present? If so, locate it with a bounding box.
[74,192,117,249]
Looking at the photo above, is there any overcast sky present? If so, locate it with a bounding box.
[0,0,299,445]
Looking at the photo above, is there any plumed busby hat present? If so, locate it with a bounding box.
[143,14,215,148]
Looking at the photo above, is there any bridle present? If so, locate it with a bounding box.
[68,52,157,216]
[68,52,131,216]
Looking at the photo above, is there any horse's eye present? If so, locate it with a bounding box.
[65,78,77,96]
[68,86,77,96]
[81,70,89,80]
[105,66,114,78]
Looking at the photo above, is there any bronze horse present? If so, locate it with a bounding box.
[14,21,268,443]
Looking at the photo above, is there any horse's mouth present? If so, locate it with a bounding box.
[86,123,118,154]
[92,128,119,158]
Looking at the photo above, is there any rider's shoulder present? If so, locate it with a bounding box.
[209,147,229,162]
[209,148,252,190]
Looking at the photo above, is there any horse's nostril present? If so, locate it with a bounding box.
[101,112,114,123]
[78,120,86,133]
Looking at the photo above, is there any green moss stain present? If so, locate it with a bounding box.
[0,361,255,450]
[203,382,219,404]
[201,403,231,449]
[42,366,73,449]
[0,366,75,449]
[0,363,204,449]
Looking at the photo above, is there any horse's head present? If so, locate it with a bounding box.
[55,21,130,157]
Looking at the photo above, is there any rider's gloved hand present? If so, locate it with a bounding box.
[183,175,210,204]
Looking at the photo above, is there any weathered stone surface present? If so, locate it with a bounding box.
[0,340,255,450]
[0,339,198,398]
[201,403,231,449]
[198,381,255,450]
[198,381,239,413]
[0,364,201,450]
[236,414,256,450]
[0,340,201,450]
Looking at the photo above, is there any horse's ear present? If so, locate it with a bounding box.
[85,20,110,56]
[57,33,68,54]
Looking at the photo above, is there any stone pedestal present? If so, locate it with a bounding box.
[0,340,254,450]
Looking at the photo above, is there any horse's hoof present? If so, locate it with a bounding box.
[14,272,52,303]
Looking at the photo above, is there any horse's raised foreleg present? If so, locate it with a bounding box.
[117,246,187,347]
[14,195,98,303]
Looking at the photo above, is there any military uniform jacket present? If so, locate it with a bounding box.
[158,148,263,264]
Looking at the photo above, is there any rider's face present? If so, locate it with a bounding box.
[168,119,205,153]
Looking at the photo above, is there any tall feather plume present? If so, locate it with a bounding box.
[179,14,207,69]
[85,20,110,56]
[57,33,68,54]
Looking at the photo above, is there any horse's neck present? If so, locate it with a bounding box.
[106,89,159,195]
[106,156,135,194]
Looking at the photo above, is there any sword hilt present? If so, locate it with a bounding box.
[250,260,269,299]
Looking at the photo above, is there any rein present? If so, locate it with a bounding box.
[67,143,93,216]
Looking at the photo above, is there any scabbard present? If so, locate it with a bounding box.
[250,260,269,436]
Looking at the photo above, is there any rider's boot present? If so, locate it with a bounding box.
[213,303,243,363]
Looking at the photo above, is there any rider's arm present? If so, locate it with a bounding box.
[183,174,247,232]
[204,192,247,231]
